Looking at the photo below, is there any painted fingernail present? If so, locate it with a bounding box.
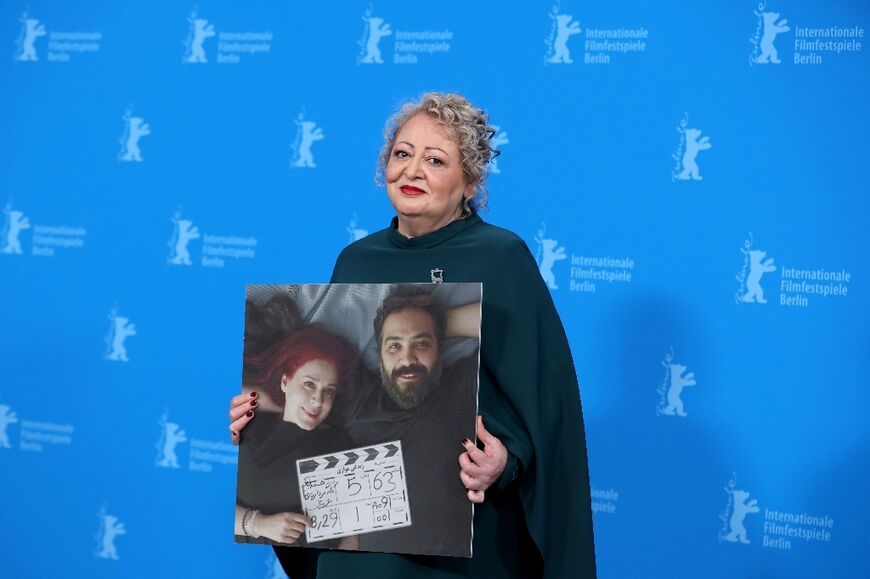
[249,391,258,398]
[250,399,258,406]
[231,430,238,436]
[461,438,470,446]
[246,410,254,417]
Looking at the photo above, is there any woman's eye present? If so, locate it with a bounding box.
[304,381,315,389]
[324,389,336,399]
[427,157,443,166]
[393,150,410,159]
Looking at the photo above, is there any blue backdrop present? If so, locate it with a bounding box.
[2,1,868,577]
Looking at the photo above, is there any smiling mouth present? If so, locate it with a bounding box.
[302,408,321,419]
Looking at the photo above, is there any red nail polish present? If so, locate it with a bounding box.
[246,410,254,417]
[461,438,470,446]
[232,431,238,436]
[250,391,258,398]
[250,399,257,406]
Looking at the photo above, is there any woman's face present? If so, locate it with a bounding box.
[386,114,472,237]
[281,358,339,431]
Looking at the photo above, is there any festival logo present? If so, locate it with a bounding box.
[748,2,864,66]
[0,404,19,449]
[656,348,697,417]
[183,9,215,63]
[719,473,760,544]
[544,3,581,64]
[356,3,452,65]
[490,125,509,174]
[290,110,324,169]
[544,2,649,65]
[118,108,151,163]
[182,8,272,64]
[94,505,125,560]
[358,5,392,64]
[14,11,46,61]
[347,214,369,243]
[104,306,136,362]
[155,411,187,469]
[535,223,567,290]
[671,112,712,182]
[750,2,790,65]
[167,209,200,266]
[13,10,101,62]
[1,201,30,255]
[590,487,619,515]
[1,200,86,258]
[736,233,776,304]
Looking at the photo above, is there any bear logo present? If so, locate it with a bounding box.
[535,225,567,290]
[105,312,136,362]
[184,14,215,63]
[95,511,126,560]
[16,14,46,62]
[0,405,19,449]
[755,11,790,64]
[742,249,776,303]
[546,12,582,64]
[119,113,151,162]
[724,489,759,544]
[675,128,712,181]
[359,13,392,64]
[2,208,31,255]
[660,362,697,417]
[291,117,325,168]
[156,420,187,468]
[168,214,200,266]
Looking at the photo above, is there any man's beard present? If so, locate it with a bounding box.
[379,359,443,410]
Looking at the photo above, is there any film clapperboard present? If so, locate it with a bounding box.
[296,441,411,542]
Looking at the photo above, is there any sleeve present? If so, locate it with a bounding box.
[481,236,597,578]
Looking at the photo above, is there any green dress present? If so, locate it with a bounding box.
[283,214,597,578]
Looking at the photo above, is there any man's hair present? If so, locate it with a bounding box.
[373,285,447,349]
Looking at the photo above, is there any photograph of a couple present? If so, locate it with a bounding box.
[234,282,482,558]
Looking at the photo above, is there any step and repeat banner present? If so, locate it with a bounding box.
[2,1,868,577]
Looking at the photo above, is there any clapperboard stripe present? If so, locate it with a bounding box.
[298,442,403,474]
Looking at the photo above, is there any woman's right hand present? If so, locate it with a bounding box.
[229,391,259,444]
[253,511,311,544]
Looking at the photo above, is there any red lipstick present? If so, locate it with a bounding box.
[400,185,426,196]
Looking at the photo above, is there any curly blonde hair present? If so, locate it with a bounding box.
[376,92,500,213]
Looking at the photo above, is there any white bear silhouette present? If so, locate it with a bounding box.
[17,17,46,62]
[107,316,136,362]
[347,216,368,242]
[490,126,509,174]
[96,515,126,560]
[292,121,324,168]
[0,405,19,449]
[157,422,187,468]
[724,489,759,544]
[2,210,30,254]
[755,12,790,64]
[536,235,567,290]
[169,219,200,265]
[547,14,581,64]
[121,117,150,162]
[185,17,215,63]
[360,16,392,64]
[661,363,696,417]
[742,249,776,303]
[676,128,711,181]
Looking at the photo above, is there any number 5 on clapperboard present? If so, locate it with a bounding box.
[296,441,411,542]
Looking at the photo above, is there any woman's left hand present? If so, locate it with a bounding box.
[459,415,508,504]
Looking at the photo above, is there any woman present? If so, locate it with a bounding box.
[230,93,596,578]
[234,304,359,553]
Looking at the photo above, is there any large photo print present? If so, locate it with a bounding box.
[235,283,482,557]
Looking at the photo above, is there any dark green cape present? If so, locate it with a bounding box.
[279,214,596,578]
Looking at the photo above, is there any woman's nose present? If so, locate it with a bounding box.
[310,391,322,406]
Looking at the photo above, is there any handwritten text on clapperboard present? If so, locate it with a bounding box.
[296,441,411,542]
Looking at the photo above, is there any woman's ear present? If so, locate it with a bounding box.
[280,375,288,392]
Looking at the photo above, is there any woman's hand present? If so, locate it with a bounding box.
[458,415,508,504]
[252,511,311,544]
[229,391,259,444]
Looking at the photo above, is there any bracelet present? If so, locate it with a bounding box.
[242,507,254,537]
